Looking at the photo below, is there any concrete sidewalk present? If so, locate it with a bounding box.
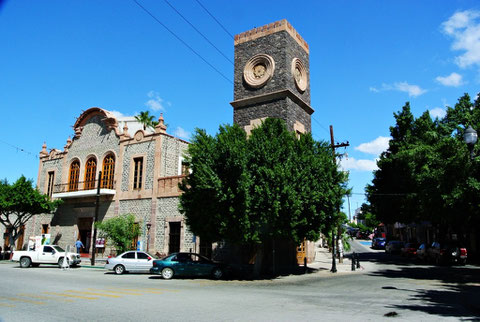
[306,241,367,275]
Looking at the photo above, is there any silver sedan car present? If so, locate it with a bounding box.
[104,251,155,275]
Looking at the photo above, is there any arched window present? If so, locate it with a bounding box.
[68,161,80,191]
[101,154,115,189]
[84,157,97,190]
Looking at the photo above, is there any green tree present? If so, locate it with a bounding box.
[95,214,141,254]
[0,176,61,250]
[367,93,480,239]
[135,111,157,130]
[179,118,348,267]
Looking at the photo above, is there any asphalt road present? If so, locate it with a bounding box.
[0,240,479,322]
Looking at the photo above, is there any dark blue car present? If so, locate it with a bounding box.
[372,237,386,249]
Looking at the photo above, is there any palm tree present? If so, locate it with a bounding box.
[135,111,156,130]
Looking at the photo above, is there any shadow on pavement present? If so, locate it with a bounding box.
[368,262,480,319]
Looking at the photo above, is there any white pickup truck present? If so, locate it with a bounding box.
[11,245,82,268]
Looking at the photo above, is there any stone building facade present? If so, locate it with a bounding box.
[231,19,313,136]
[9,107,199,258]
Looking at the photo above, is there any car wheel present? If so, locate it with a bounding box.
[114,265,125,275]
[212,268,224,280]
[19,257,31,268]
[58,257,67,267]
[161,267,174,280]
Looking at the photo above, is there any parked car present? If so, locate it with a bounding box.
[427,242,467,265]
[385,241,404,254]
[104,251,156,275]
[401,242,419,257]
[347,228,359,238]
[416,243,430,261]
[356,231,371,240]
[371,237,386,249]
[11,245,81,268]
[150,252,228,280]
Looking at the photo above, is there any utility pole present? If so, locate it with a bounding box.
[329,125,349,270]
[91,171,102,266]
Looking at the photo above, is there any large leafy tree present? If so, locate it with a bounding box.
[179,118,348,262]
[0,176,61,250]
[95,214,141,254]
[367,93,480,237]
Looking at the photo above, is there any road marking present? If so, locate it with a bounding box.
[64,290,121,298]
[92,288,144,295]
[16,293,74,303]
[43,292,98,300]
[0,296,45,305]
[104,287,166,295]
[143,287,180,293]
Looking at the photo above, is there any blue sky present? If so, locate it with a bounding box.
[1,1,480,217]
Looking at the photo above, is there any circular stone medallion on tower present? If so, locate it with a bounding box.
[291,58,307,92]
[243,54,275,89]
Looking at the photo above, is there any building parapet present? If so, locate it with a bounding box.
[234,19,309,54]
[157,175,186,197]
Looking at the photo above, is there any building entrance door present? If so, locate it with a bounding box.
[168,222,181,254]
[78,218,93,254]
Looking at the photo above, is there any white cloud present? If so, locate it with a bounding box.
[429,107,447,119]
[173,126,190,140]
[394,82,427,97]
[435,72,464,87]
[340,157,378,172]
[370,82,427,97]
[109,110,127,119]
[355,136,390,155]
[145,90,166,111]
[442,10,480,68]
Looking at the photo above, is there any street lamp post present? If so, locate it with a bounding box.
[146,223,152,253]
[464,125,478,160]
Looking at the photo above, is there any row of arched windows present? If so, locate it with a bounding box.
[68,154,115,192]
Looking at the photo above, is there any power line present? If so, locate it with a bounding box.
[194,0,234,40]
[0,139,38,159]
[163,0,233,65]
[133,0,233,84]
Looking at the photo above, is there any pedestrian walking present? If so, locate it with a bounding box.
[75,239,84,254]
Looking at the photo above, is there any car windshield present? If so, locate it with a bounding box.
[53,246,65,252]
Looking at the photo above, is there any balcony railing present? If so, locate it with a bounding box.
[53,179,116,193]
[52,180,116,199]
[157,175,186,197]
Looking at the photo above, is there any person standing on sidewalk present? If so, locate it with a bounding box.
[75,239,84,254]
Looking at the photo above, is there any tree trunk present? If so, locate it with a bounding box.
[253,245,264,278]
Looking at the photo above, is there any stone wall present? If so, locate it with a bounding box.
[68,115,120,172]
[160,136,188,177]
[155,197,194,254]
[121,140,156,191]
[39,158,63,194]
[234,96,311,132]
[233,30,310,104]
[119,199,152,251]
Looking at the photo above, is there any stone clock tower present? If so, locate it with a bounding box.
[231,19,314,134]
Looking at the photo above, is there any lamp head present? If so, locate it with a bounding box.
[464,125,478,146]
